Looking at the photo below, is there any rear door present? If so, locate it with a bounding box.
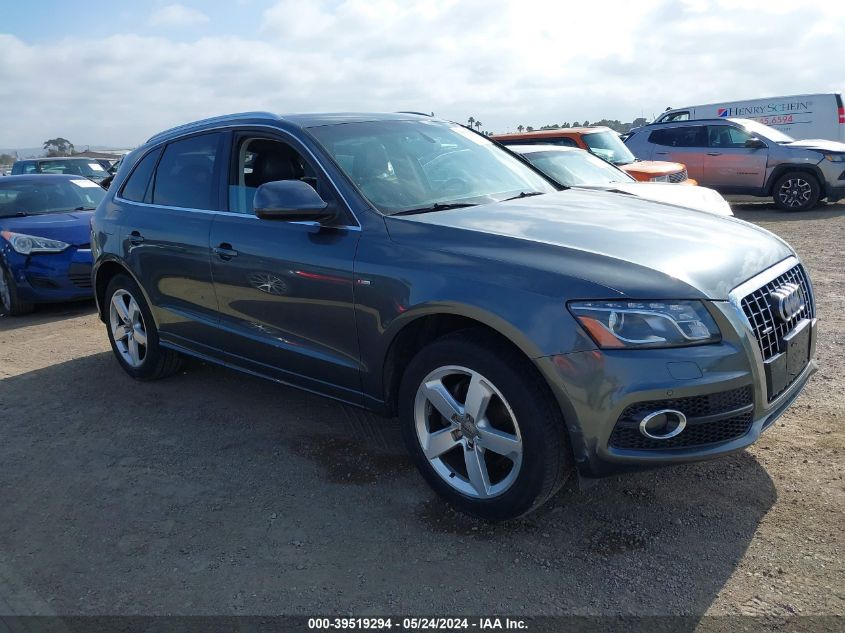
[647,125,707,182]
[208,130,362,403]
[702,125,768,190]
[116,132,224,351]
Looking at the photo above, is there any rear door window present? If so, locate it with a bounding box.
[120,148,162,203]
[152,133,223,210]
[649,126,706,147]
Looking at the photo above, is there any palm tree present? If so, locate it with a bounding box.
[517,125,525,133]
[467,116,475,129]
[474,120,482,131]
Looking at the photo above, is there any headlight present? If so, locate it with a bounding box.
[823,153,845,162]
[649,175,670,183]
[568,300,721,349]
[1,231,69,255]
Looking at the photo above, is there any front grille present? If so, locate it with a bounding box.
[668,169,688,183]
[609,386,753,451]
[740,264,814,362]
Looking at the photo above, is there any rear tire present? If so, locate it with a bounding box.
[773,172,821,211]
[0,262,35,316]
[399,330,572,521]
[105,274,182,380]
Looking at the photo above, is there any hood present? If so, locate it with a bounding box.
[385,189,792,300]
[574,183,732,216]
[619,160,685,178]
[783,139,845,152]
[0,211,93,247]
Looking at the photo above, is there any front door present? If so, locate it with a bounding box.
[702,125,768,190]
[208,132,362,403]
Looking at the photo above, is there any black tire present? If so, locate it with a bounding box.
[772,171,821,211]
[104,273,182,380]
[399,329,572,521]
[0,262,35,316]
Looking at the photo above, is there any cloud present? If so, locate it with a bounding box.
[149,4,210,27]
[0,0,843,148]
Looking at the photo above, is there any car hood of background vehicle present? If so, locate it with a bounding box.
[572,182,731,216]
[385,189,793,300]
[783,139,845,152]
[619,160,685,177]
[0,211,93,247]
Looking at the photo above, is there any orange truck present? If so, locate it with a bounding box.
[491,127,694,184]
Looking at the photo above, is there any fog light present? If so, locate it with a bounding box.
[639,409,687,440]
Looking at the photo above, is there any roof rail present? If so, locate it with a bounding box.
[146,111,280,143]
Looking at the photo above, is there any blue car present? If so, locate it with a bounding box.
[0,174,105,315]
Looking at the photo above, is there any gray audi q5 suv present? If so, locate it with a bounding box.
[91,112,818,520]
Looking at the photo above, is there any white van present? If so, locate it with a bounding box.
[654,93,845,142]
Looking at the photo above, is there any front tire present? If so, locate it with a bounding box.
[399,330,572,521]
[773,172,821,211]
[0,262,35,316]
[105,274,182,380]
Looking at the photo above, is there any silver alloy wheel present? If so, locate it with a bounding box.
[0,267,10,311]
[777,177,812,208]
[414,365,523,499]
[109,289,148,367]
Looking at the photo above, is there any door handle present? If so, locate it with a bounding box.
[128,230,144,244]
[654,151,669,155]
[213,243,238,260]
[707,152,722,156]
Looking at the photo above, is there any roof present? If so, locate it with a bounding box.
[15,156,100,163]
[643,117,753,128]
[506,144,581,154]
[146,111,434,144]
[0,174,96,183]
[493,127,611,139]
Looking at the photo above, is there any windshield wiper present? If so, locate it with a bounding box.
[502,191,546,202]
[0,211,29,218]
[391,202,478,216]
[72,206,97,211]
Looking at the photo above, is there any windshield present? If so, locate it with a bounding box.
[39,159,108,178]
[308,120,556,215]
[0,179,105,217]
[734,119,795,143]
[523,150,634,187]
[581,130,637,165]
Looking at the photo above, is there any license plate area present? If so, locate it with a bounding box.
[763,318,811,401]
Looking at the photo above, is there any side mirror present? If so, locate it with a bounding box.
[745,137,766,149]
[254,180,334,223]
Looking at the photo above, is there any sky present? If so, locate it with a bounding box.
[1,0,843,150]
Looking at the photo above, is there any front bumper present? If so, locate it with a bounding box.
[2,246,94,304]
[535,279,817,478]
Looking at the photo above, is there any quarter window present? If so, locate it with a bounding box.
[120,148,162,203]
[152,133,222,210]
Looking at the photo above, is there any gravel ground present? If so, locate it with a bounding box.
[0,202,842,617]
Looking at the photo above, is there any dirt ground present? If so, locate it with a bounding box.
[0,202,842,618]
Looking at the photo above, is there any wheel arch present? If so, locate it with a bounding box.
[378,306,548,417]
[765,163,827,197]
[93,257,156,325]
